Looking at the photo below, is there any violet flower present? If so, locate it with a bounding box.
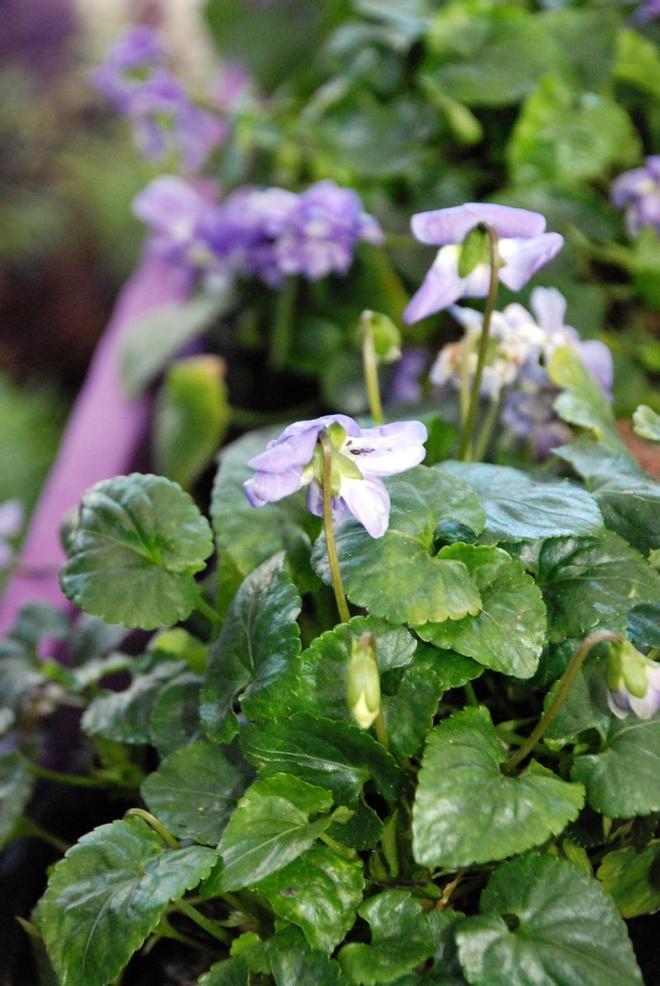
[274,181,384,281]
[635,0,660,21]
[0,500,24,570]
[611,156,660,237]
[403,203,564,324]
[243,415,427,538]
[92,26,224,173]
[607,640,660,720]
[132,176,230,291]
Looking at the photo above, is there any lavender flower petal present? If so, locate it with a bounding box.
[411,203,546,245]
[498,234,564,292]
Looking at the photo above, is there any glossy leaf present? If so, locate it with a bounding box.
[197,957,249,986]
[312,466,484,625]
[437,462,603,542]
[338,890,435,985]
[200,554,301,743]
[597,843,660,917]
[543,655,612,750]
[240,712,402,805]
[141,740,253,846]
[149,672,202,756]
[413,707,584,868]
[571,716,660,818]
[82,661,185,744]
[153,355,231,491]
[536,532,660,643]
[456,854,643,986]
[217,773,334,890]
[267,924,349,986]
[548,346,624,450]
[0,752,33,848]
[39,817,217,986]
[417,545,546,679]
[60,474,213,630]
[256,842,365,952]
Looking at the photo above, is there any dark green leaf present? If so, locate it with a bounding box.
[267,924,348,986]
[508,77,640,186]
[417,545,546,679]
[60,474,213,630]
[141,740,253,846]
[548,347,624,450]
[456,854,643,986]
[121,293,229,398]
[544,655,612,750]
[39,817,217,986]
[200,554,301,743]
[217,773,334,890]
[312,466,484,625]
[628,604,660,648]
[256,842,365,952]
[437,462,603,542]
[571,716,660,818]
[149,673,202,756]
[413,707,584,868]
[154,355,231,491]
[338,890,435,985]
[240,712,402,804]
[597,842,660,917]
[81,661,184,744]
[536,532,660,642]
[197,956,249,986]
[0,752,33,848]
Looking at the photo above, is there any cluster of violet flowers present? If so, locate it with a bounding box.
[91,26,248,173]
[132,175,383,293]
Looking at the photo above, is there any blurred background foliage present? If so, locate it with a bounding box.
[0,0,658,522]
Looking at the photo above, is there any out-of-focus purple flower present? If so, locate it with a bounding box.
[132,176,231,292]
[92,26,224,173]
[528,288,613,392]
[387,348,428,405]
[1,0,77,81]
[404,203,564,324]
[243,415,427,538]
[611,156,660,237]
[635,0,660,21]
[607,640,660,720]
[274,181,384,281]
[0,500,23,570]
[91,26,163,110]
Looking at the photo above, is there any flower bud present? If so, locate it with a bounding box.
[607,640,660,719]
[347,632,381,730]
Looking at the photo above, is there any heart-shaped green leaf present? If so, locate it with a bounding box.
[312,466,484,625]
[60,474,213,630]
[413,707,584,868]
[598,842,660,917]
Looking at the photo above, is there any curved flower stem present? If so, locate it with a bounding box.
[174,899,232,945]
[504,629,622,774]
[268,276,298,370]
[26,763,112,789]
[374,710,390,750]
[458,225,499,462]
[125,808,180,849]
[196,594,223,630]
[17,816,70,854]
[362,320,384,425]
[319,432,351,624]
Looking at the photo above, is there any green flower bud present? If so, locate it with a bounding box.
[360,310,402,364]
[607,639,651,699]
[347,632,381,730]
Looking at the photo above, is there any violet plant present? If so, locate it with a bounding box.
[2,201,659,986]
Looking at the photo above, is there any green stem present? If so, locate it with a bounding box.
[464,682,478,707]
[319,432,351,624]
[458,225,499,462]
[17,817,69,853]
[125,809,180,849]
[374,709,389,750]
[157,914,208,952]
[174,899,232,945]
[196,594,223,628]
[319,831,356,859]
[473,394,502,462]
[504,629,622,773]
[268,276,298,370]
[362,319,384,425]
[26,763,111,789]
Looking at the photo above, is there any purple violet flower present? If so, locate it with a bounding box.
[635,0,660,21]
[132,176,231,292]
[404,203,564,323]
[92,26,224,173]
[243,415,427,538]
[387,348,428,405]
[611,156,660,237]
[274,181,384,281]
[0,500,24,570]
